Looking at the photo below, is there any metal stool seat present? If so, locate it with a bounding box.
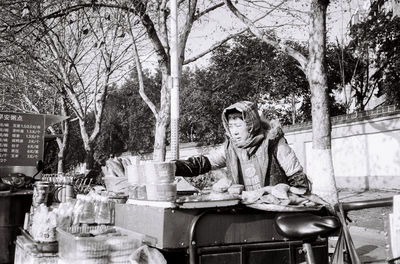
[275,213,341,264]
[275,213,340,240]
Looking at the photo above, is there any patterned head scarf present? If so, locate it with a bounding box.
[222,101,264,150]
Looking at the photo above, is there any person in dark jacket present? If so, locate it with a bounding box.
[174,101,310,191]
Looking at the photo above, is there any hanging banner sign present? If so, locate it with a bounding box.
[0,112,45,167]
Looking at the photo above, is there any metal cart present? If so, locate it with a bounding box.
[115,202,330,264]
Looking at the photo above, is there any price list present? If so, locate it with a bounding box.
[0,112,45,167]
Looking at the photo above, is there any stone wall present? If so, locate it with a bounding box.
[284,105,400,190]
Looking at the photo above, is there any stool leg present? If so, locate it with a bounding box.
[303,243,315,264]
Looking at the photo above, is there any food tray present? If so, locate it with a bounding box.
[246,203,324,212]
[177,198,240,209]
[57,225,145,261]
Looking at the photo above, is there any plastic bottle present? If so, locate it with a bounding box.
[96,196,111,225]
[79,195,95,224]
[72,194,85,226]
[93,194,101,221]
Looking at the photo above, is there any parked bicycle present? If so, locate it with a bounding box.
[275,197,395,264]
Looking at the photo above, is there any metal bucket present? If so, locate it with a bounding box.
[0,191,32,263]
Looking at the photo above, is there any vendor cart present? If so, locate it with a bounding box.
[115,202,330,264]
[0,190,32,263]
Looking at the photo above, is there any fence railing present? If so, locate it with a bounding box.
[284,105,399,133]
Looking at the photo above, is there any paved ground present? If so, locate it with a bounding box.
[337,189,400,263]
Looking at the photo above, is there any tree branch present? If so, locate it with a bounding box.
[183,29,246,65]
[131,34,159,119]
[184,11,273,65]
[179,0,199,61]
[194,2,225,20]
[5,1,170,70]
[158,0,170,54]
[223,0,308,70]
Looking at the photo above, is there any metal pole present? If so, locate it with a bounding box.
[170,0,180,159]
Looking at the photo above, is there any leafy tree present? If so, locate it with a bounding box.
[179,68,227,145]
[179,34,311,145]
[94,69,161,163]
[349,12,400,107]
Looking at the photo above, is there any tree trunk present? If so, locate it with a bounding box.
[307,0,339,205]
[291,93,296,125]
[153,70,170,162]
[85,148,95,170]
[78,118,94,170]
[57,133,66,173]
[56,97,69,173]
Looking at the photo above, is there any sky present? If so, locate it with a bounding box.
[140,0,369,71]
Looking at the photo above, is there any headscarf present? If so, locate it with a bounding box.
[221,101,285,186]
[222,101,265,156]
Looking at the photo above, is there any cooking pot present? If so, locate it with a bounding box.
[0,160,44,191]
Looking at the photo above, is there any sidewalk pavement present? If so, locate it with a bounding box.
[337,189,400,263]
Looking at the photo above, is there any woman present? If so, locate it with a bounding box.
[174,101,309,191]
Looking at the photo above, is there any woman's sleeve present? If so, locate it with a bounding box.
[174,145,227,177]
[206,144,227,170]
[174,155,212,177]
[275,138,310,189]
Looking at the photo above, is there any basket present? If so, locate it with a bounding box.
[57,226,143,263]
[103,176,130,194]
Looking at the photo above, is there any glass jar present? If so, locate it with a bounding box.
[79,195,95,224]
[96,196,111,225]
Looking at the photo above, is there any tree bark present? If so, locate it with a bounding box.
[78,118,93,170]
[153,69,171,161]
[307,0,338,205]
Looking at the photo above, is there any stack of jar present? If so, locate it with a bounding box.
[143,162,177,201]
[73,193,112,225]
[42,173,75,203]
[126,164,147,200]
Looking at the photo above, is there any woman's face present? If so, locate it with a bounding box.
[228,117,249,146]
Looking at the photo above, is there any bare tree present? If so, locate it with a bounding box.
[1,0,236,162]
[29,6,134,169]
[0,59,70,172]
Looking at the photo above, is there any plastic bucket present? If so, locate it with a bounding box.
[126,164,145,185]
[145,183,177,201]
[143,162,175,184]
